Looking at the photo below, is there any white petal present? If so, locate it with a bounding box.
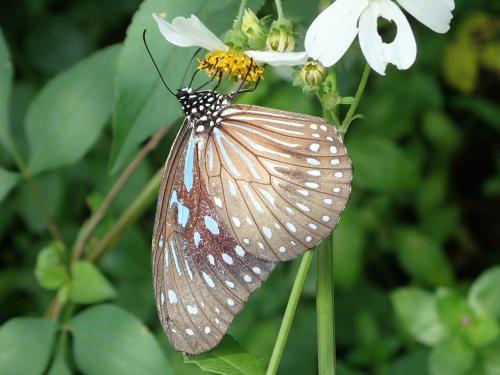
[397,0,454,33]
[171,15,228,51]
[244,50,308,66]
[305,0,369,67]
[153,13,196,47]
[152,13,228,51]
[358,0,416,75]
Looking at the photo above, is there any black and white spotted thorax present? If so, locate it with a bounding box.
[176,87,231,133]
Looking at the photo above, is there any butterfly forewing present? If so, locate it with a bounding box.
[200,104,353,262]
[152,119,275,355]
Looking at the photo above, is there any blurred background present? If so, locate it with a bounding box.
[0,0,499,374]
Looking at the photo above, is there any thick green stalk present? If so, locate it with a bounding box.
[316,235,335,374]
[87,169,162,262]
[266,251,314,375]
[274,0,284,19]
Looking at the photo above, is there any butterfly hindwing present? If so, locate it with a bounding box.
[152,119,275,355]
[201,104,353,262]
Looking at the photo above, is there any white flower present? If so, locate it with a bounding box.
[305,0,455,75]
[152,13,308,67]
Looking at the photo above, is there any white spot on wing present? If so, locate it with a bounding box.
[187,304,198,315]
[202,272,215,288]
[235,245,245,257]
[167,290,178,304]
[204,216,219,234]
[307,158,320,166]
[222,253,234,265]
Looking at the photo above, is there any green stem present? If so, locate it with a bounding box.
[234,0,248,27]
[339,63,371,136]
[316,235,335,375]
[71,124,169,265]
[87,169,162,262]
[3,135,65,244]
[22,168,65,244]
[274,0,284,19]
[266,251,314,375]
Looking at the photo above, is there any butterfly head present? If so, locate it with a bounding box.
[176,87,230,127]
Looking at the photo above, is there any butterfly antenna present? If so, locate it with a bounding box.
[180,48,202,90]
[142,29,176,96]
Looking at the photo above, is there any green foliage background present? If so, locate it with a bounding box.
[0,0,499,374]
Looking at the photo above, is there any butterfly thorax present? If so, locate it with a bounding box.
[177,87,231,133]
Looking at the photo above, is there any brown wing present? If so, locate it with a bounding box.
[201,104,352,262]
[152,119,275,355]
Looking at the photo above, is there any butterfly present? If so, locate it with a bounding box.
[144,31,353,355]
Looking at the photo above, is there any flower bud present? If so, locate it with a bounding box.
[266,19,296,52]
[301,61,327,88]
[224,28,248,50]
[241,9,267,50]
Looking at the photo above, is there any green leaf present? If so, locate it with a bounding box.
[70,304,170,375]
[333,206,366,290]
[26,44,120,174]
[69,261,116,304]
[468,266,500,318]
[110,0,263,173]
[429,337,475,375]
[481,338,500,375]
[443,40,478,93]
[453,96,500,132]
[347,136,419,193]
[422,111,462,154]
[395,229,454,287]
[391,287,447,346]
[185,335,266,375]
[0,167,19,203]
[17,172,63,232]
[0,317,57,375]
[436,289,473,332]
[436,289,499,348]
[0,28,13,152]
[35,241,69,290]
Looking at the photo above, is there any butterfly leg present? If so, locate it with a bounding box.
[232,76,261,95]
[179,47,202,90]
[229,59,255,100]
[213,69,224,91]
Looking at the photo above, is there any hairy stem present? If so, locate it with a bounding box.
[339,63,370,136]
[234,0,248,27]
[71,125,170,265]
[316,235,335,375]
[87,169,162,262]
[266,251,314,375]
[275,0,284,19]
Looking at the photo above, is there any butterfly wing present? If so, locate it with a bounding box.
[152,119,275,355]
[201,104,352,262]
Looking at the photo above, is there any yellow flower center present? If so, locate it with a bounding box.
[198,50,264,83]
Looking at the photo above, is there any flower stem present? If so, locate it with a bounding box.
[274,0,284,19]
[339,63,370,136]
[316,235,335,375]
[266,251,314,375]
[234,0,248,27]
[71,125,170,265]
